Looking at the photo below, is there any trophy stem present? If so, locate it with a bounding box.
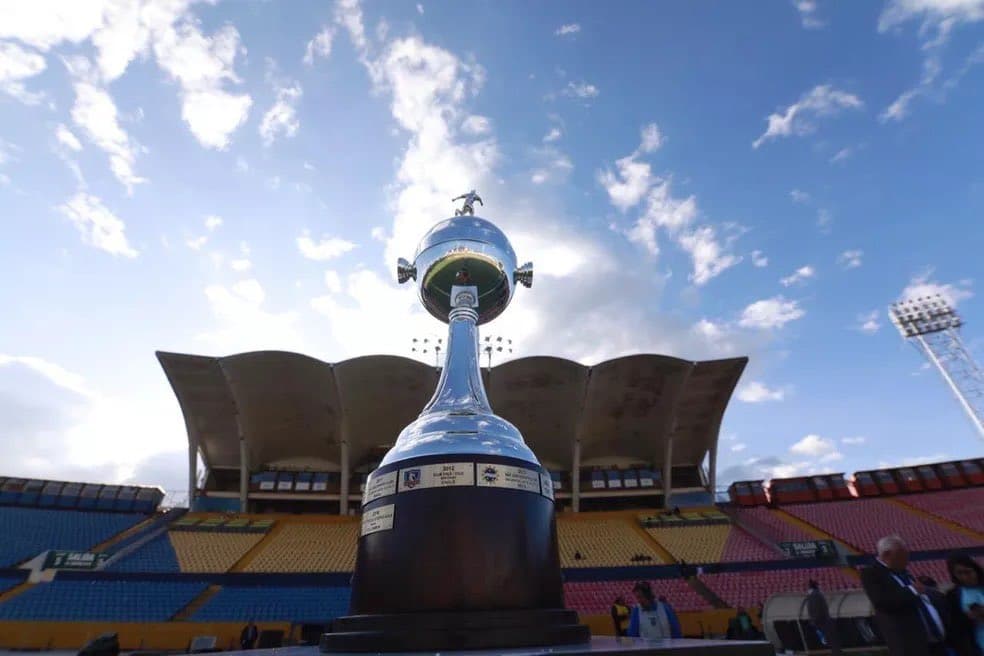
[421,294,492,416]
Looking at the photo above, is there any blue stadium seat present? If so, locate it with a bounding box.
[192,586,351,624]
[107,534,180,572]
[0,580,205,621]
[0,576,25,595]
[0,507,145,567]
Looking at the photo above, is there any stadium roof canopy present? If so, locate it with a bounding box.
[157,351,746,508]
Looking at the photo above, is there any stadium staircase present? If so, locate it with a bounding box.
[100,508,187,569]
[0,582,33,606]
[887,497,984,542]
[229,521,285,572]
[171,585,222,621]
[627,516,677,564]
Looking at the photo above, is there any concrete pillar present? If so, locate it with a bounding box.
[187,430,197,510]
[239,437,248,513]
[662,436,674,509]
[571,440,581,513]
[708,441,718,501]
[340,441,351,515]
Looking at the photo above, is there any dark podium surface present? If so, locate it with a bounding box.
[219,636,775,656]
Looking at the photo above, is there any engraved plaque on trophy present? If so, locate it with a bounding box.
[321,192,589,651]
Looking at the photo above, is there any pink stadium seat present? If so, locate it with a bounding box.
[897,489,984,534]
[720,528,779,562]
[908,560,951,586]
[701,567,857,609]
[564,579,711,614]
[783,499,979,552]
[734,507,815,543]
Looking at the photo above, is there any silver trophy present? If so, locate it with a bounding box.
[323,193,588,652]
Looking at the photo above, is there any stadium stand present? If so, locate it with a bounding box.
[244,523,357,572]
[897,488,984,534]
[170,531,266,572]
[558,518,665,567]
[646,525,730,563]
[0,580,206,621]
[108,534,180,572]
[732,507,815,544]
[720,528,777,562]
[0,507,146,567]
[0,576,24,595]
[563,579,711,615]
[191,585,351,623]
[700,567,857,610]
[783,498,981,552]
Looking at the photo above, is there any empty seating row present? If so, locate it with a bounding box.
[720,528,779,562]
[0,477,162,512]
[109,531,267,573]
[733,507,815,543]
[0,576,24,595]
[701,567,857,609]
[897,488,984,534]
[0,507,145,567]
[245,523,357,572]
[563,579,710,614]
[0,580,206,621]
[558,519,664,567]
[646,525,730,563]
[784,499,979,552]
[192,585,351,623]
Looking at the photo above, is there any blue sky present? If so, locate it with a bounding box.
[0,0,982,494]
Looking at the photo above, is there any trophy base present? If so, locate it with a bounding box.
[319,608,590,652]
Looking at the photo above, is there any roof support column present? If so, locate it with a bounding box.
[662,434,674,509]
[239,435,248,513]
[708,440,718,501]
[187,424,197,510]
[571,440,582,513]
[340,440,350,515]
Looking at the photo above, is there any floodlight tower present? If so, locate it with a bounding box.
[889,294,984,440]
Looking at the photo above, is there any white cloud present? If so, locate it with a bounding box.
[563,80,599,99]
[790,434,843,462]
[0,40,46,104]
[753,84,863,148]
[780,265,816,287]
[57,192,138,258]
[555,23,581,36]
[856,310,881,335]
[639,123,664,153]
[0,354,92,398]
[842,436,867,446]
[297,231,357,261]
[230,258,251,272]
[199,278,303,353]
[205,214,222,231]
[55,124,82,152]
[830,146,854,163]
[461,115,491,135]
[751,250,768,267]
[260,63,302,146]
[303,26,334,65]
[817,208,833,232]
[900,268,973,307]
[323,270,342,294]
[370,226,386,242]
[739,296,805,329]
[838,249,863,269]
[153,22,252,149]
[793,0,826,29]
[185,235,207,250]
[790,188,811,204]
[335,0,368,59]
[531,170,549,185]
[417,4,424,15]
[599,156,655,212]
[737,380,786,403]
[543,127,562,143]
[731,443,747,452]
[70,76,145,193]
[677,225,741,285]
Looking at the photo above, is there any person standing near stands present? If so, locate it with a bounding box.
[611,596,630,637]
[627,581,682,640]
[861,535,946,656]
[806,580,841,656]
[240,620,259,650]
[945,553,984,656]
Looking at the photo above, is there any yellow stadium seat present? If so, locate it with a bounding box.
[169,531,265,572]
[244,523,358,572]
[557,519,664,568]
[646,525,730,563]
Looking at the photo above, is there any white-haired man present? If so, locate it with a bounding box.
[861,535,946,656]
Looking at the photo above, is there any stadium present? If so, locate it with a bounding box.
[0,349,981,653]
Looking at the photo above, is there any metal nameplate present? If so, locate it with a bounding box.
[624,478,638,488]
[361,504,395,536]
[363,470,398,505]
[398,462,475,492]
[540,472,555,500]
[476,463,541,494]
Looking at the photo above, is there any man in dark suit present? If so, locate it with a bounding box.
[861,536,946,656]
[807,579,841,656]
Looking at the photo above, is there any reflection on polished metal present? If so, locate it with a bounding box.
[323,194,589,652]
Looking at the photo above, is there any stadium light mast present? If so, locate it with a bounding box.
[889,294,984,440]
[482,334,514,369]
[410,335,443,367]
